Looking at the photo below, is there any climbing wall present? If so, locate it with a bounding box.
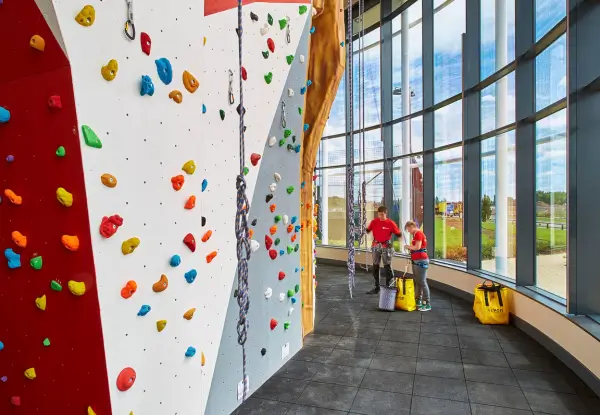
[1,0,312,414]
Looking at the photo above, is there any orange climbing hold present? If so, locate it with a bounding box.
[171,175,185,191]
[291,234,297,242]
[121,280,138,299]
[183,308,196,320]
[248,228,254,239]
[11,231,27,248]
[4,189,22,205]
[30,35,45,51]
[269,204,276,213]
[201,230,212,242]
[185,195,196,209]
[169,90,183,104]
[183,71,199,93]
[101,173,118,188]
[206,251,217,263]
[270,225,277,235]
[306,203,312,209]
[201,352,206,366]
[287,225,294,233]
[61,235,80,251]
[152,274,169,292]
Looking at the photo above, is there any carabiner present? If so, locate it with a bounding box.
[124,0,136,40]
[286,16,291,44]
[228,69,235,105]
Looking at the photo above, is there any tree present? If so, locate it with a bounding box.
[482,194,492,222]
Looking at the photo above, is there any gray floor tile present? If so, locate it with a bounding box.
[253,377,310,402]
[275,360,320,380]
[311,364,367,387]
[460,349,509,367]
[463,363,518,386]
[467,382,530,410]
[369,354,417,374]
[315,322,352,336]
[388,311,422,322]
[419,332,460,347]
[296,382,359,412]
[380,328,420,343]
[523,389,592,415]
[456,325,497,339]
[349,388,411,415]
[513,369,576,394]
[413,375,468,402]
[375,340,419,357]
[505,353,561,373]
[385,320,422,332]
[499,340,549,356]
[344,325,384,339]
[352,317,388,329]
[286,404,348,415]
[336,336,379,352]
[293,346,335,363]
[416,358,465,380]
[304,334,342,347]
[492,326,531,343]
[418,344,462,363]
[360,369,415,394]
[410,395,471,415]
[470,403,533,415]
[421,313,457,324]
[459,335,503,352]
[232,398,294,414]
[326,349,374,368]
[420,323,458,335]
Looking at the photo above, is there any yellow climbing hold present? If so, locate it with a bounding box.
[156,320,167,332]
[68,281,86,296]
[121,237,140,255]
[56,187,73,207]
[181,160,196,175]
[201,352,206,367]
[75,5,96,27]
[35,295,47,311]
[24,368,36,380]
[203,37,207,45]
[101,59,119,81]
[183,308,196,320]
[87,407,97,415]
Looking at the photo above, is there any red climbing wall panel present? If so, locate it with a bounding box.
[204,0,310,16]
[0,1,112,414]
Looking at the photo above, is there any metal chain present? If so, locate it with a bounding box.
[347,0,355,298]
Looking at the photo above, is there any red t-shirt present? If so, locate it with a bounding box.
[411,230,428,260]
[367,218,401,245]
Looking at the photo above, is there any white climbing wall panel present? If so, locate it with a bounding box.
[49,1,311,414]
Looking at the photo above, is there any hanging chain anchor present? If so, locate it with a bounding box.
[229,69,235,105]
[285,16,291,44]
[124,0,136,40]
[281,101,287,128]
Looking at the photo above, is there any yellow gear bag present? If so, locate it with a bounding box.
[395,278,416,312]
[473,281,509,325]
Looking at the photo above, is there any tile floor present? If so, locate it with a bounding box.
[234,264,600,415]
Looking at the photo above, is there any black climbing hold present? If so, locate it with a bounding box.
[287,144,294,151]
[202,216,206,227]
[292,135,296,143]
[262,51,269,59]
[236,104,246,116]
[250,12,258,21]
[234,289,239,298]
[266,194,274,203]
[251,219,257,226]
[243,126,247,133]
[261,348,267,356]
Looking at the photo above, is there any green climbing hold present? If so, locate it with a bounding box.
[219,110,225,120]
[279,139,286,147]
[287,289,294,298]
[286,55,294,65]
[286,186,295,194]
[82,125,102,148]
[262,50,270,59]
[55,146,66,157]
[298,107,303,115]
[42,338,50,347]
[274,215,282,223]
[299,5,308,15]
[295,284,300,293]
[279,19,287,30]
[243,166,249,176]
[287,245,294,254]
[284,129,292,138]
[274,237,281,246]
[50,280,62,291]
[284,321,290,330]
[30,256,42,270]
[267,14,273,25]
[294,244,300,252]
[264,72,273,84]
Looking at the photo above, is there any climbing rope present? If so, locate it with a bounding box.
[347,0,355,298]
[234,0,251,402]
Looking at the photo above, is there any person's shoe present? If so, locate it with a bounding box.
[418,303,432,312]
[416,299,423,308]
[366,287,380,295]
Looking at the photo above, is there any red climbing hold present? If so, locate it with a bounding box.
[183,233,196,252]
[268,249,277,260]
[265,235,273,250]
[99,214,124,238]
[10,396,21,406]
[241,66,248,81]
[116,367,137,392]
[171,175,185,191]
[270,318,278,330]
[48,95,62,109]
[250,153,261,166]
[141,32,152,55]
[267,38,275,53]
[278,271,286,280]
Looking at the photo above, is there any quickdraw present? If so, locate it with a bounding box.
[281,101,287,128]
[285,16,291,44]
[124,0,135,40]
[229,69,235,105]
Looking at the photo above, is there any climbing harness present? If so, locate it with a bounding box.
[124,0,135,40]
[286,16,291,44]
[281,101,287,128]
[229,69,235,105]
[234,0,251,402]
[346,0,356,298]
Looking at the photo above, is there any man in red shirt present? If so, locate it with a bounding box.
[365,206,402,294]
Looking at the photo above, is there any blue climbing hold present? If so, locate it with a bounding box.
[294,225,301,232]
[291,216,297,224]
[137,305,151,316]
[307,80,313,87]
[300,87,306,95]
[170,254,181,267]
[185,346,197,357]
[0,341,4,351]
[185,269,197,283]
[291,297,297,304]
[301,267,305,271]
[202,179,208,192]
[140,75,155,96]
[310,26,315,34]
[0,107,10,124]
[279,250,285,256]
[295,268,299,273]
[294,144,301,153]
[301,181,306,189]
[202,104,207,114]
[155,58,173,85]
[4,249,20,269]
[304,124,309,131]
[340,41,345,47]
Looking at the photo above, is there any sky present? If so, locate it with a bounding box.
[318,0,567,204]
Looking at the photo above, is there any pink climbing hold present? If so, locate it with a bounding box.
[241,66,248,81]
[141,32,152,55]
[48,95,62,110]
[267,38,275,53]
[10,396,21,406]
[250,153,261,166]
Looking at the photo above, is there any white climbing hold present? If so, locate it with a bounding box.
[269,183,277,192]
[279,293,285,302]
[268,136,277,147]
[288,88,295,97]
[312,6,317,16]
[274,172,282,182]
[288,307,294,316]
[250,239,260,252]
[260,24,269,36]
[283,215,289,225]
[300,55,305,63]
[264,287,273,299]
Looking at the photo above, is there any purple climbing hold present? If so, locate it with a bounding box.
[0,376,6,383]
[6,155,14,163]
